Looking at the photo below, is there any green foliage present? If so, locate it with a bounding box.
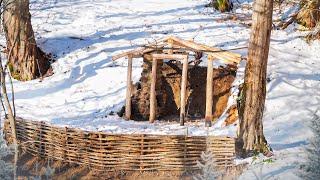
[8,63,22,80]
[251,150,275,165]
[262,158,274,164]
[209,0,233,12]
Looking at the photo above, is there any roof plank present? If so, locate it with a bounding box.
[168,36,241,64]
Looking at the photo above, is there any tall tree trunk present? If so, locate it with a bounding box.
[2,0,50,81]
[238,0,273,154]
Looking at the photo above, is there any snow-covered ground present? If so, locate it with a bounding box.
[0,0,319,179]
[2,0,250,136]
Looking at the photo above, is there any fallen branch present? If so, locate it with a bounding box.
[306,23,320,42]
[277,11,299,30]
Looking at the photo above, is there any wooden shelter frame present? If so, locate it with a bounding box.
[112,36,241,127]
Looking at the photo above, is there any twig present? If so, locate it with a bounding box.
[277,11,300,30]
[6,68,15,118]
[0,50,17,145]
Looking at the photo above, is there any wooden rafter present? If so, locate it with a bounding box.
[167,36,241,64]
[112,36,242,65]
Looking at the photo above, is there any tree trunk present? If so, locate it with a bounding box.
[238,0,273,154]
[3,0,50,81]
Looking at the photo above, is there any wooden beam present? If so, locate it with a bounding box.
[169,36,241,64]
[205,55,213,127]
[125,55,133,120]
[180,56,188,126]
[112,47,153,61]
[149,57,157,123]
[112,37,171,61]
[151,53,187,60]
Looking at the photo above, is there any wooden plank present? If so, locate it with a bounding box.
[205,55,213,127]
[168,36,241,64]
[151,53,187,60]
[180,56,188,126]
[149,57,157,123]
[125,55,133,120]
[112,47,146,61]
[112,37,170,61]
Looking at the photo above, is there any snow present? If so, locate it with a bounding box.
[0,0,319,178]
[2,0,248,137]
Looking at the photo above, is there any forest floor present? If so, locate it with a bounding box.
[5,150,245,179]
[0,0,320,179]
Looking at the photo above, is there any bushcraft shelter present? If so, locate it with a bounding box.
[4,36,244,172]
[112,36,242,127]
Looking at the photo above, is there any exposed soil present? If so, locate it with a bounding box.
[121,56,237,122]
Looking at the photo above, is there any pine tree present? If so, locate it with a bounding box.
[303,113,320,179]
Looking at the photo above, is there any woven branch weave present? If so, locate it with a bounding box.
[4,117,236,171]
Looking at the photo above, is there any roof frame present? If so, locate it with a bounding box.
[112,36,242,65]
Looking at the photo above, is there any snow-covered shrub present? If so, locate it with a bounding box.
[0,133,13,180]
[302,113,320,179]
[194,150,221,180]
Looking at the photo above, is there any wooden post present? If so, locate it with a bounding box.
[168,39,174,54]
[180,56,188,126]
[125,55,133,120]
[149,57,157,123]
[205,55,213,127]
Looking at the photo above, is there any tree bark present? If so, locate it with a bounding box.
[3,0,50,81]
[238,0,273,153]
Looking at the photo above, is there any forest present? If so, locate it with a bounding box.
[0,0,319,179]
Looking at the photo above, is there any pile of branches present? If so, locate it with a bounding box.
[277,0,320,42]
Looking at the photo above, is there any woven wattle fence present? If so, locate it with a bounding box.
[4,118,236,171]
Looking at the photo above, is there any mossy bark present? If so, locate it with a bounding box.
[3,0,51,81]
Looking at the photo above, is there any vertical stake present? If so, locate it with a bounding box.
[149,57,157,123]
[125,55,133,120]
[205,55,213,127]
[180,56,188,126]
[168,39,174,54]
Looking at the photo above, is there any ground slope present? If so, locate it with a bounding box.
[0,0,319,178]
